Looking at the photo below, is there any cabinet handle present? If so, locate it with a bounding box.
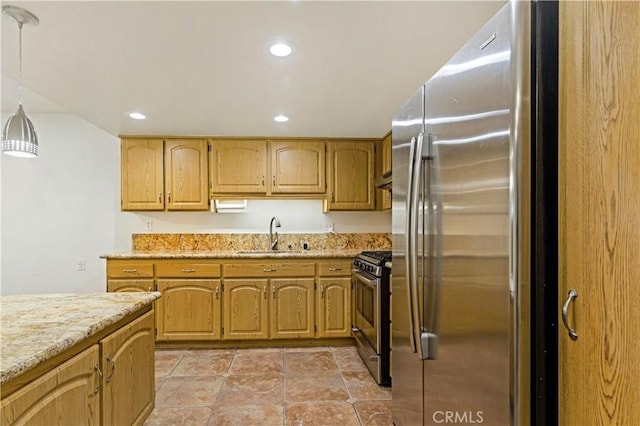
[215,286,220,299]
[272,176,276,186]
[158,192,162,203]
[328,267,342,271]
[93,364,103,394]
[262,176,265,186]
[562,289,579,340]
[273,286,276,299]
[331,191,335,202]
[106,355,116,383]
[181,269,196,273]
[123,269,137,273]
[263,286,267,299]
[167,191,171,203]
[320,285,324,298]
[148,286,153,292]
[263,268,276,272]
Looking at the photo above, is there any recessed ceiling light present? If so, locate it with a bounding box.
[274,115,289,123]
[129,112,146,120]
[269,42,293,57]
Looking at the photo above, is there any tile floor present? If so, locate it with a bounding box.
[145,345,392,426]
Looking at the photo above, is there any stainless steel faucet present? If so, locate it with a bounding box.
[269,216,281,250]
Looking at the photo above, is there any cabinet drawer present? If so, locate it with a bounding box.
[107,261,154,278]
[224,262,315,278]
[156,262,221,278]
[318,260,353,276]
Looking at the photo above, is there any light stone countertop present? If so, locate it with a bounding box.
[101,249,363,259]
[0,292,160,386]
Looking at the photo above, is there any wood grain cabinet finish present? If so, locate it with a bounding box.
[317,278,351,338]
[107,260,154,279]
[100,311,155,426]
[326,140,376,211]
[120,138,208,211]
[121,139,164,211]
[223,279,270,340]
[107,279,155,293]
[164,139,209,210]
[210,139,268,194]
[270,140,326,194]
[270,279,315,339]
[156,280,222,341]
[380,132,392,211]
[0,345,101,425]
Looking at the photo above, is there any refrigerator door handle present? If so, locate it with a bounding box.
[409,132,427,359]
[405,135,418,353]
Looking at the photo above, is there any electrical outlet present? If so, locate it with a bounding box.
[76,258,86,271]
[326,223,335,233]
[145,219,153,231]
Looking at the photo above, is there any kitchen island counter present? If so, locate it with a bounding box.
[0,292,159,388]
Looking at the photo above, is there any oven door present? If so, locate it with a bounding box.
[352,268,381,352]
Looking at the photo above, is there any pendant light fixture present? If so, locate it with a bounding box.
[2,5,40,158]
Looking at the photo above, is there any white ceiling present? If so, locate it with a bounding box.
[1,1,504,139]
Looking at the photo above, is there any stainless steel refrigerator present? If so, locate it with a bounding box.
[391,1,557,424]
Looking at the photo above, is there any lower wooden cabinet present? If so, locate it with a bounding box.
[156,280,222,341]
[108,279,154,293]
[101,311,155,425]
[270,279,315,339]
[0,345,100,425]
[1,310,155,426]
[223,279,269,340]
[317,277,352,338]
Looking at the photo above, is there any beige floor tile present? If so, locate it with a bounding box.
[285,373,349,402]
[333,347,368,371]
[188,348,236,355]
[283,346,330,352]
[155,352,183,377]
[155,376,166,391]
[284,402,360,426]
[155,376,225,407]
[208,404,284,426]
[354,400,393,425]
[144,407,212,426]
[229,351,283,374]
[171,354,233,376]
[342,371,392,401]
[217,373,284,405]
[284,351,339,373]
[236,347,283,353]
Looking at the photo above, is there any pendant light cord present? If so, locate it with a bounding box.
[18,21,23,106]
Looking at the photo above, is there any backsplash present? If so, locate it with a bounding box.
[132,233,391,252]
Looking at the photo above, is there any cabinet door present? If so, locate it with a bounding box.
[317,278,352,338]
[223,279,269,340]
[101,311,155,426]
[121,139,164,211]
[270,140,326,193]
[210,140,267,193]
[156,280,222,341]
[164,139,209,210]
[0,345,100,425]
[270,278,315,339]
[107,279,155,293]
[326,141,376,210]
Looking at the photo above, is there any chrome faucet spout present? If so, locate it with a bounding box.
[269,216,281,250]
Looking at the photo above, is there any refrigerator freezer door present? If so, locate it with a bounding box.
[422,6,513,426]
[392,86,425,426]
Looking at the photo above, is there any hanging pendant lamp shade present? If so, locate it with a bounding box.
[2,5,40,158]
[2,105,39,157]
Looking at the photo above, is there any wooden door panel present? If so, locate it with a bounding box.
[559,2,640,424]
[223,279,269,339]
[164,139,209,210]
[210,140,267,193]
[121,139,164,211]
[317,278,351,338]
[270,140,326,193]
[270,279,315,339]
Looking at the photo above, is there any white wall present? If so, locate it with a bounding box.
[115,201,391,251]
[1,113,119,295]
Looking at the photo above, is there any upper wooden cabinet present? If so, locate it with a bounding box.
[380,132,392,211]
[164,139,209,210]
[270,140,326,194]
[210,139,268,194]
[325,140,376,211]
[121,139,164,210]
[121,138,209,211]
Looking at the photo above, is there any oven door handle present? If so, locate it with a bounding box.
[352,270,378,288]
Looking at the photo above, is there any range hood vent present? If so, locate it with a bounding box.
[375,170,392,191]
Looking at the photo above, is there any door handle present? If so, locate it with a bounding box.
[562,289,578,340]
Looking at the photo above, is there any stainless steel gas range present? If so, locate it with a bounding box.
[351,250,392,386]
